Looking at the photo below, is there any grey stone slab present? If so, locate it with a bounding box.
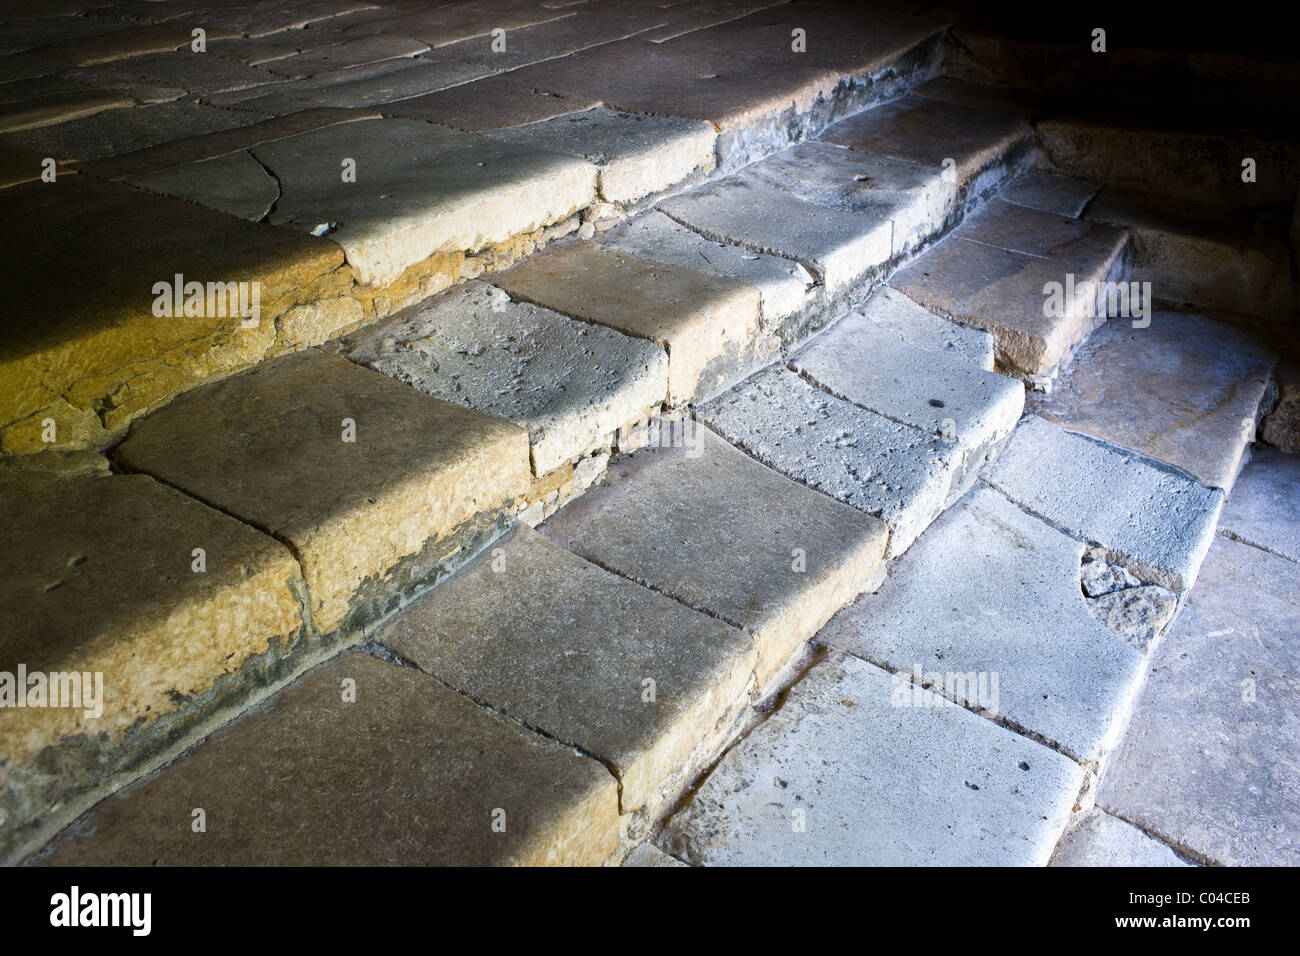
[0,88,133,134]
[76,49,285,96]
[1000,169,1099,219]
[622,843,688,867]
[0,54,72,85]
[1098,535,1300,865]
[1028,312,1276,491]
[658,173,891,294]
[214,57,490,112]
[266,35,430,78]
[854,287,995,370]
[1220,446,1300,562]
[818,487,1148,762]
[338,280,668,475]
[248,118,596,286]
[658,651,1083,866]
[376,524,755,815]
[954,197,1116,259]
[791,308,1024,496]
[696,365,957,557]
[540,425,887,689]
[598,210,815,326]
[985,416,1224,592]
[1050,809,1191,867]
[128,149,279,221]
[35,653,620,866]
[482,107,715,204]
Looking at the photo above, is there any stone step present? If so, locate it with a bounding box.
[31,652,621,866]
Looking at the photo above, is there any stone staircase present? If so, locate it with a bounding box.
[2,0,1296,866]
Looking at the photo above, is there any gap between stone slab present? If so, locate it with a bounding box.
[1217,526,1298,564]
[655,204,829,289]
[1092,804,1218,867]
[246,147,283,223]
[785,358,954,441]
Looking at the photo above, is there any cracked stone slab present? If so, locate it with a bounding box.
[337,280,668,475]
[818,486,1149,762]
[113,350,531,636]
[221,57,491,112]
[1220,446,1300,563]
[492,242,772,406]
[791,307,1024,497]
[0,469,303,801]
[1028,312,1276,491]
[1050,809,1191,867]
[853,287,995,370]
[697,366,956,557]
[658,650,1083,866]
[34,653,620,866]
[953,197,1123,259]
[598,210,815,327]
[0,89,133,134]
[263,35,430,78]
[127,149,280,222]
[1098,535,1300,866]
[985,416,1224,592]
[376,524,755,816]
[999,169,1100,219]
[481,107,715,205]
[540,426,887,690]
[248,118,596,286]
[658,174,891,294]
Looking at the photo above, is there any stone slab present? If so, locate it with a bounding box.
[492,242,771,406]
[1028,312,1276,491]
[337,280,668,475]
[0,89,132,134]
[1049,809,1191,867]
[128,149,280,221]
[540,425,887,689]
[622,843,688,867]
[697,365,956,557]
[658,651,1083,866]
[1220,446,1300,562]
[985,416,1224,592]
[1097,535,1300,865]
[35,653,620,866]
[113,350,531,635]
[999,169,1099,219]
[264,35,430,78]
[953,197,1122,259]
[376,524,756,815]
[853,287,995,370]
[37,24,224,66]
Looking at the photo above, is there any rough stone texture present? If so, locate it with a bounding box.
[1220,446,1300,562]
[338,280,668,475]
[622,843,687,867]
[128,150,281,221]
[1263,377,1300,452]
[658,173,891,294]
[1098,535,1300,865]
[598,210,815,327]
[1028,312,1276,491]
[492,242,772,406]
[0,89,132,133]
[0,177,349,454]
[35,653,620,866]
[697,366,956,557]
[791,307,1024,496]
[482,107,716,204]
[1085,585,1179,653]
[376,524,755,816]
[853,287,995,370]
[985,416,1224,593]
[36,24,227,67]
[247,118,597,287]
[820,92,1033,208]
[659,651,1083,866]
[999,169,1099,219]
[817,487,1148,762]
[1050,809,1191,867]
[541,426,887,689]
[113,350,531,635]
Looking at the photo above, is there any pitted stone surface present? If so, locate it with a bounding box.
[1029,312,1276,491]
[1050,810,1190,867]
[492,242,771,406]
[249,118,597,286]
[818,487,1148,762]
[853,287,995,370]
[128,150,281,222]
[338,280,668,475]
[1220,447,1300,563]
[659,651,1082,866]
[376,524,756,815]
[659,174,891,293]
[697,366,956,557]
[114,350,531,635]
[540,426,887,689]
[999,169,1099,219]
[35,653,620,866]
[1098,535,1300,866]
[985,416,1223,592]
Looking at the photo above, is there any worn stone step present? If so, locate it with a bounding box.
[336,280,668,476]
[113,348,531,637]
[1027,311,1276,492]
[658,650,1083,866]
[33,652,620,866]
[1220,446,1300,563]
[1049,809,1191,867]
[540,424,887,691]
[374,523,756,837]
[491,241,774,407]
[890,197,1130,383]
[696,365,958,557]
[0,463,304,864]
